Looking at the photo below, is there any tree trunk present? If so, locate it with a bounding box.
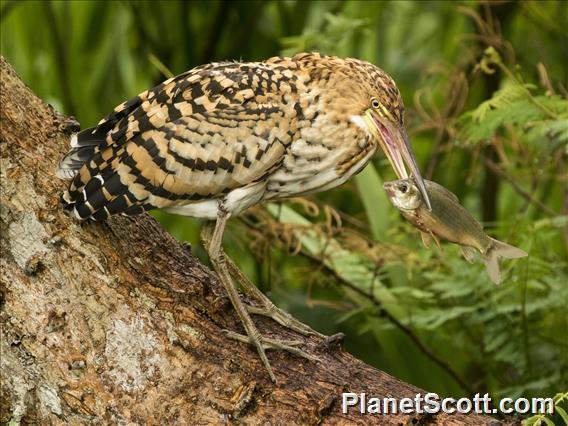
[0,56,509,425]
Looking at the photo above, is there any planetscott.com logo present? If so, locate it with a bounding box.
[341,392,554,415]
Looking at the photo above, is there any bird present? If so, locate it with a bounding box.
[57,52,431,382]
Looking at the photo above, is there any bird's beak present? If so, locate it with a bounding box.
[366,110,432,210]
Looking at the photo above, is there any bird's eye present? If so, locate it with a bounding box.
[371,98,380,109]
[399,183,408,193]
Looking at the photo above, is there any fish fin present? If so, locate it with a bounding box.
[432,233,442,250]
[421,231,442,250]
[483,254,501,285]
[489,238,528,259]
[426,180,460,204]
[461,246,476,263]
[421,232,433,249]
[483,238,528,285]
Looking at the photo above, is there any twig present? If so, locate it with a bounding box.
[482,156,556,215]
[300,251,476,396]
[148,53,174,79]
[481,145,500,223]
[240,206,475,394]
[520,261,532,376]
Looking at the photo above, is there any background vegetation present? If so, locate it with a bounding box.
[2,0,566,422]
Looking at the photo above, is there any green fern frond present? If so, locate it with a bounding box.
[458,91,568,146]
[472,83,537,122]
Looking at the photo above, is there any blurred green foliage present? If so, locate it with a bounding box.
[2,0,566,420]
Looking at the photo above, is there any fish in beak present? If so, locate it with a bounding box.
[365,110,432,210]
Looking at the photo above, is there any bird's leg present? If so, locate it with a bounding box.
[202,221,324,338]
[202,214,274,380]
[224,258,325,338]
[201,211,319,383]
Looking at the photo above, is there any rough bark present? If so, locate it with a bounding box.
[0,56,508,425]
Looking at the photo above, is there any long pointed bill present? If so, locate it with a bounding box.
[366,110,432,210]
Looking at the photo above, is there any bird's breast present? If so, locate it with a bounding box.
[265,116,376,199]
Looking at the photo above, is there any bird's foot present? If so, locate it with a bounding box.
[245,303,325,338]
[223,329,321,365]
[223,255,326,338]
[201,215,321,382]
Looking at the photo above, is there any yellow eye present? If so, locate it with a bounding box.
[371,98,380,109]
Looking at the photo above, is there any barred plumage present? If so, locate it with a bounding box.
[58,52,426,221]
[58,52,429,382]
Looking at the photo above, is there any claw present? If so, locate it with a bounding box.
[319,332,345,352]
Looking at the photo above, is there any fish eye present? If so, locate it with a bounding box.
[371,98,380,109]
[399,183,408,193]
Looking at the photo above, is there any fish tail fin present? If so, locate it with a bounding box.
[483,255,501,285]
[483,238,528,285]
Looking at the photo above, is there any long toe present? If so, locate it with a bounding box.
[223,330,321,363]
[245,304,326,338]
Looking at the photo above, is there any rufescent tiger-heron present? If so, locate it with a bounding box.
[58,52,431,382]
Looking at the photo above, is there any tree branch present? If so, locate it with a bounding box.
[482,156,556,216]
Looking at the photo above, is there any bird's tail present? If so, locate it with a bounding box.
[56,126,109,179]
[483,238,528,285]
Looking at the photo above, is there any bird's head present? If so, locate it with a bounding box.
[314,55,432,210]
[351,61,431,209]
[363,88,431,210]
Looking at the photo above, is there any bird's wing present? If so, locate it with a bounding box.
[62,63,298,220]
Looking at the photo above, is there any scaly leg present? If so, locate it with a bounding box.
[202,222,324,337]
[224,257,325,338]
[202,211,319,382]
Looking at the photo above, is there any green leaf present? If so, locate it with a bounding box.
[471,83,536,122]
[354,164,390,241]
[522,416,541,426]
[266,203,400,311]
[556,406,568,425]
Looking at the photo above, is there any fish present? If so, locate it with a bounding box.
[383,178,527,284]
